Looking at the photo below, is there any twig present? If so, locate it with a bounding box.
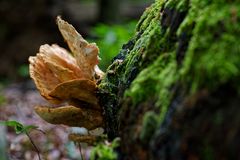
[25,131,41,160]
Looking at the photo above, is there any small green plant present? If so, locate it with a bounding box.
[90,138,120,160]
[0,120,43,160]
[90,21,137,70]
[1,120,38,134]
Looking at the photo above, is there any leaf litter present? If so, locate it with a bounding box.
[0,81,92,160]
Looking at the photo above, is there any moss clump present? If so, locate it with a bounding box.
[125,53,177,120]
[165,0,189,11]
[125,53,178,141]
[136,0,164,31]
[126,0,240,115]
[122,0,240,156]
[179,1,240,93]
[139,111,159,143]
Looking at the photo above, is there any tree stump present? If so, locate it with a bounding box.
[99,0,240,159]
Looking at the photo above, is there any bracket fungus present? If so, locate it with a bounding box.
[29,16,104,143]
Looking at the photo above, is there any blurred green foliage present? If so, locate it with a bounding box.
[0,94,6,106]
[90,21,137,70]
[17,64,29,78]
[0,84,6,106]
[90,138,120,160]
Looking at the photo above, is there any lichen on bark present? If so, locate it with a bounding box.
[98,0,240,159]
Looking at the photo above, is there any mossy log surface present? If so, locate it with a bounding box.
[98,0,240,159]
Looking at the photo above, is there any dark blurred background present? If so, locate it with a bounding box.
[0,0,153,82]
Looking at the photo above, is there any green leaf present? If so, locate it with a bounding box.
[0,120,38,134]
[0,120,24,134]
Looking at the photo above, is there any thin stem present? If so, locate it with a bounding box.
[25,131,41,160]
[77,142,84,160]
[33,128,46,135]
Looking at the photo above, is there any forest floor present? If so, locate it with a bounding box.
[0,81,90,160]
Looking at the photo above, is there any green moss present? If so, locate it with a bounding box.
[165,0,178,8]
[100,0,166,95]
[180,1,240,93]
[125,53,178,125]
[123,20,162,80]
[122,0,240,144]
[99,0,240,156]
[136,0,164,32]
[98,64,121,92]
[122,0,186,140]
[165,0,189,11]
[140,111,158,143]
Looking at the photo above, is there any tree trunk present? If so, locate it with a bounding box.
[98,0,240,159]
